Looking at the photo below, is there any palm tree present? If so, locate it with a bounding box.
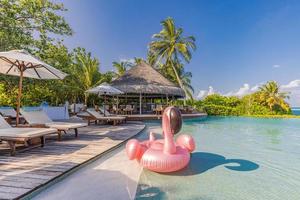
[147,51,158,67]
[112,61,133,77]
[258,81,290,111]
[179,69,194,100]
[158,61,194,99]
[134,57,143,65]
[71,48,102,105]
[149,17,196,98]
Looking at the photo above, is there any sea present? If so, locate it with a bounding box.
[291,107,300,115]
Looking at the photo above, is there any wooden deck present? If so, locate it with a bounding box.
[0,122,145,200]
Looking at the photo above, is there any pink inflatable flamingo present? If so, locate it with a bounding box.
[126,106,195,173]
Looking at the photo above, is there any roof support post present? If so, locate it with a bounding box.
[116,95,119,114]
[139,93,142,115]
[166,94,169,105]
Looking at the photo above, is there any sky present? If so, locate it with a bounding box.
[59,0,300,106]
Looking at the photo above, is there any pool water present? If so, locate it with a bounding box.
[135,117,300,200]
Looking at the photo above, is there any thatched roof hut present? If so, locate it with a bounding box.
[110,61,185,98]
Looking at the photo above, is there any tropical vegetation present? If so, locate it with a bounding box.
[0,0,197,107]
[175,81,292,116]
[0,0,113,106]
[112,61,133,78]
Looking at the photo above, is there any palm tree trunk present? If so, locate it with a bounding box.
[170,61,188,105]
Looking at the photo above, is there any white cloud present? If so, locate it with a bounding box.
[224,83,260,97]
[273,64,280,68]
[120,58,135,64]
[197,84,259,99]
[207,86,215,95]
[197,90,207,99]
[250,84,260,91]
[196,86,216,99]
[235,83,250,97]
[280,80,300,106]
[281,80,300,90]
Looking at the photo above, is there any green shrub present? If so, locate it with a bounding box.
[203,104,240,116]
[188,93,291,117]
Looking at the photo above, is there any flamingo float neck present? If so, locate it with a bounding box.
[162,108,177,154]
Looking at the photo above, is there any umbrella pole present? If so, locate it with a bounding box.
[139,93,142,115]
[117,96,119,114]
[16,70,23,126]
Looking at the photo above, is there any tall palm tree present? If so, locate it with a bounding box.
[258,81,290,111]
[149,17,196,98]
[112,61,133,77]
[158,61,194,99]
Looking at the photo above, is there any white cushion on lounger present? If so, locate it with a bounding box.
[20,109,87,130]
[0,115,12,129]
[0,128,57,138]
[45,122,87,131]
[99,107,112,116]
[0,115,57,139]
[87,109,125,120]
[0,107,17,118]
[20,109,53,124]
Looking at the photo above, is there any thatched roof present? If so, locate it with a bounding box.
[110,61,185,97]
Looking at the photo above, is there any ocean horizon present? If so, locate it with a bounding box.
[291,107,300,115]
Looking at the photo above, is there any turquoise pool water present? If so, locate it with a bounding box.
[135,117,300,200]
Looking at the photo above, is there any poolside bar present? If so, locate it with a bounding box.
[109,61,185,114]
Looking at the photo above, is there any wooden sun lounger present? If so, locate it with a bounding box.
[87,109,126,126]
[0,107,24,124]
[0,115,57,156]
[20,109,88,140]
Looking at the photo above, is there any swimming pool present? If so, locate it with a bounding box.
[31,116,300,200]
[135,117,300,200]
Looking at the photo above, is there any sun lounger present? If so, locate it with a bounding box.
[98,107,114,116]
[20,109,87,140]
[0,107,24,123]
[86,108,126,126]
[0,115,57,156]
[0,107,17,118]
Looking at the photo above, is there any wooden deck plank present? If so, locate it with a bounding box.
[0,122,145,200]
[0,176,47,184]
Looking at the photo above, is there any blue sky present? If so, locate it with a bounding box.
[60,0,300,105]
